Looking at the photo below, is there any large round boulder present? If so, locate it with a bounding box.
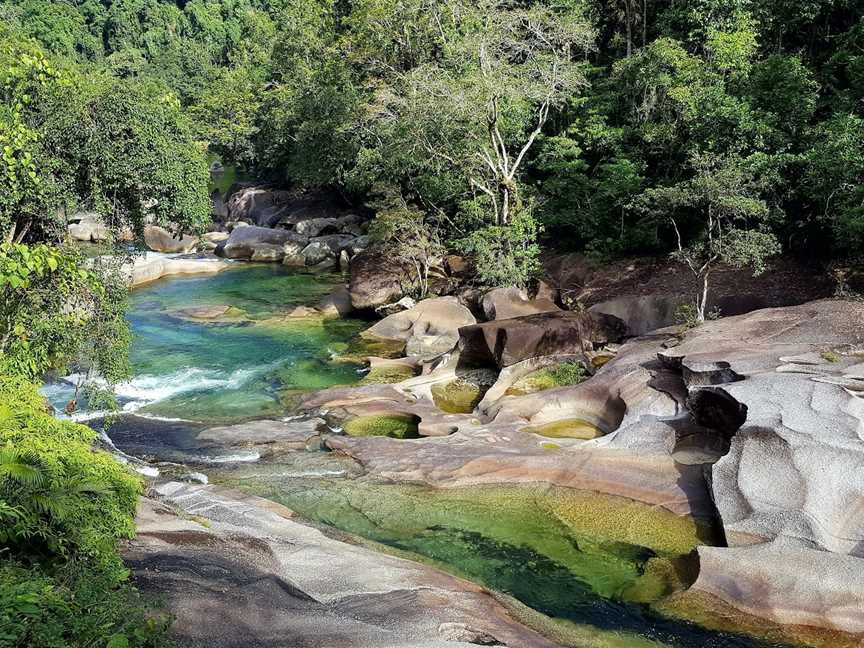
[144,225,198,254]
[459,310,627,370]
[363,296,477,360]
[226,186,294,227]
[300,240,337,267]
[218,225,307,261]
[68,212,110,242]
[349,247,411,310]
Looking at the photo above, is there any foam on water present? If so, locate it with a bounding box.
[196,450,261,464]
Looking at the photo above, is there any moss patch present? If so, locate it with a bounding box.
[547,489,715,556]
[431,369,498,414]
[431,380,485,414]
[821,350,841,363]
[508,361,588,396]
[362,364,417,385]
[524,419,604,440]
[343,414,420,439]
[347,333,408,359]
[591,353,614,368]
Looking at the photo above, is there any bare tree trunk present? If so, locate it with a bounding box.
[12,218,31,244]
[696,271,710,323]
[642,0,648,47]
[474,94,550,229]
[625,1,633,57]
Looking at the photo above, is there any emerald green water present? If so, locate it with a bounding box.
[126,265,365,422]
[43,266,790,648]
[45,265,365,423]
[214,464,782,648]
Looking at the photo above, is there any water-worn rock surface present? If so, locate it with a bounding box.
[302,299,864,645]
[363,296,477,360]
[128,483,564,648]
[105,260,864,648]
[119,252,232,287]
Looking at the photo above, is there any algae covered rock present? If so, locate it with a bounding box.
[343,414,420,439]
[507,361,588,396]
[431,370,497,414]
[361,359,418,385]
[522,418,603,440]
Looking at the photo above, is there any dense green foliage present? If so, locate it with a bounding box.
[0,30,210,245]
[5,0,864,286]
[0,243,130,385]
[0,376,168,648]
[1,2,862,644]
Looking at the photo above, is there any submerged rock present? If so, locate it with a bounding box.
[128,485,559,648]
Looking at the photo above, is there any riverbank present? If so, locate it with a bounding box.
[68,264,863,648]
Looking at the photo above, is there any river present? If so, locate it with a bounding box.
[44,266,786,648]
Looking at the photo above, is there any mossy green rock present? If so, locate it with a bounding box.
[524,419,605,440]
[343,415,420,439]
[361,364,417,385]
[431,380,485,414]
[508,362,587,396]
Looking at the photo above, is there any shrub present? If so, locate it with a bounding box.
[546,362,588,387]
[0,375,140,572]
[0,376,169,647]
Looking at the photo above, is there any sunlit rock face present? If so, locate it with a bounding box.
[362,296,477,361]
[648,300,864,642]
[128,485,562,648]
[304,299,864,643]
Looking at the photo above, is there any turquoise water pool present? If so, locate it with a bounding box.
[45,265,366,423]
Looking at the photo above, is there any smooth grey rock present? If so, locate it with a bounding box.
[68,212,110,242]
[300,240,336,266]
[220,226,306,261]
[364,297,476,361]
[144,224,198,254]
[481,287,560,321]
[226,186,294,227]
[250,244,285,263]
[127,487,559,648]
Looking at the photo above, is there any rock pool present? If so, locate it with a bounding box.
[49,267,791,648]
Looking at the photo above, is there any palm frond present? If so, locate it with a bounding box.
[0,446,48,488]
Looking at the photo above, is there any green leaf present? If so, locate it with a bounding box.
[106,634,130,648]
